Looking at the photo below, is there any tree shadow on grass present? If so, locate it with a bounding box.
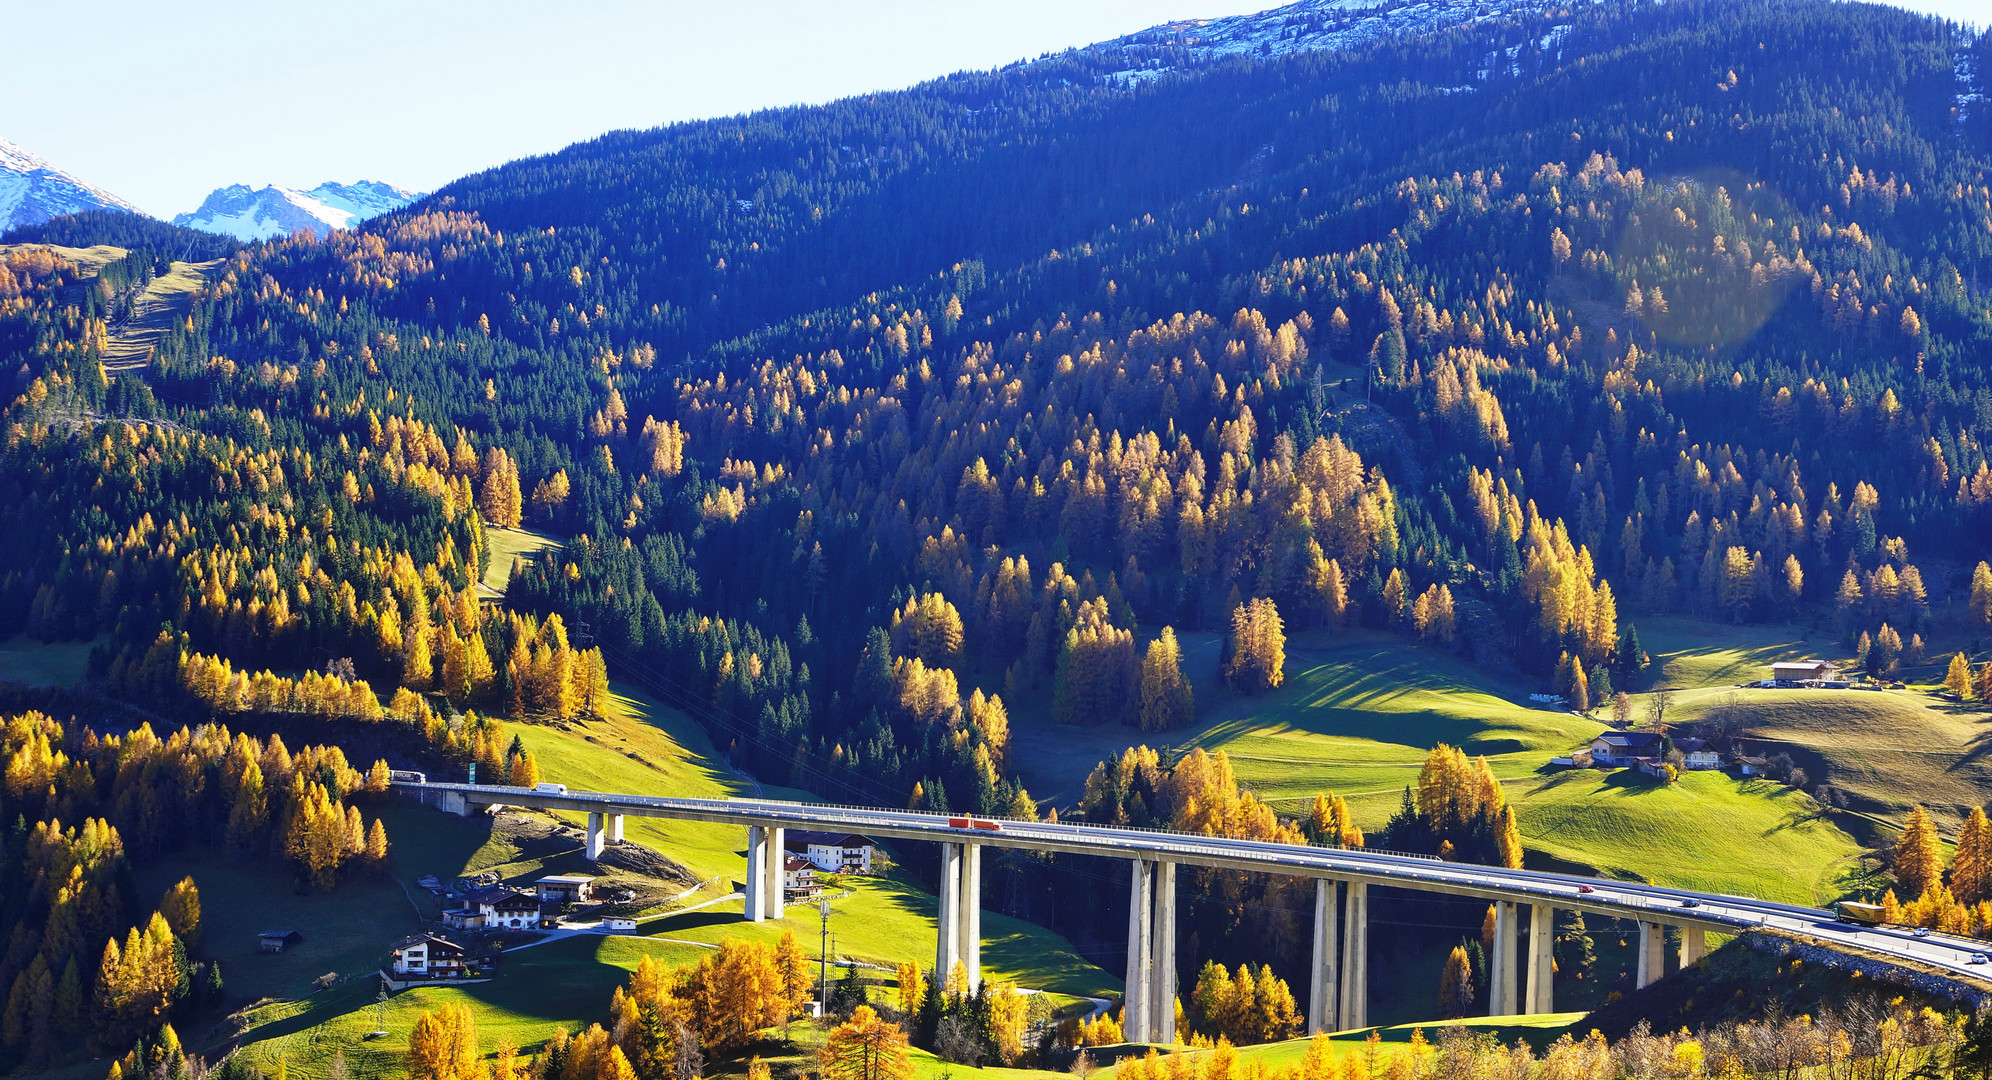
[642,909,741,935]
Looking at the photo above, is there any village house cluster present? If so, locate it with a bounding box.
[386,835,879,983]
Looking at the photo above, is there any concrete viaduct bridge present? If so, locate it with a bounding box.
[400,780,1988,1038]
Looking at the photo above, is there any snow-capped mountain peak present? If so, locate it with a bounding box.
[172,181,426,241]
[0,137,144,232]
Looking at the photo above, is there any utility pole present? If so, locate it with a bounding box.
[818,899,832,1019]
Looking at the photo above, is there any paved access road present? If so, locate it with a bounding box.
[400,781,1990,983]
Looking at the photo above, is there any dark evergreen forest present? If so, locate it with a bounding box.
[4,0,1992,1060]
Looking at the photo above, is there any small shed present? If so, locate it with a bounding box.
[1771,660,1839,685]
[604,917,637,932]
[259,930,303,954]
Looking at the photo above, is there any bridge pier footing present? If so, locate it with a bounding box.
[1338,881,1368,1030]
[1525,903,1554,1014]
[1307,879,1340,1034]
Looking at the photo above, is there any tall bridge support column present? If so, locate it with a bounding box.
[1337,881,1368,1030]
[1124,859,1155,1043]
[610,814,625,843]
[958,843,982,989]
[1151,861,1176,1043]
[1525,904,1554,1014]
[762,826,785,919]
[744,825,767,921]
[937,843,962,980]
[1490,901,1519,1015]
[587,812,608,860]
[1680,925,1706,968]
[1307,879,1340,1034]
[1636,921,1664,988]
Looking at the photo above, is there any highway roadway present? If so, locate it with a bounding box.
[397,780,1992,987]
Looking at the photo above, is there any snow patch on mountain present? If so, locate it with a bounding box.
[172,181,425,241]
[1082,0,1587,81]
[0,137,145,232]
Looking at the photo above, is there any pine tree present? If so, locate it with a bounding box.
[1437,946,1475,1019]
[1954,807,1992,905]
[159,877,201,951]
[366,818,391,870]
[1895,805,1943,897]
[819,1005,911,1080]
[1139,627,1195,731]
[1494,805,1524,869]
[1948,653,1975,699]
[1972,563,1992,628]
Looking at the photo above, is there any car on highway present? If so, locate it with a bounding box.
[1576,885,1595,893]
[1970,952,1988,964]
[1913,928,1932,938]
[1681,899,1700,908]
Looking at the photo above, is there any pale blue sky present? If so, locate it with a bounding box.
[2,0,1980,219]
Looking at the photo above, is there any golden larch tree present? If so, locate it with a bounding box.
[819,1005,912,1080]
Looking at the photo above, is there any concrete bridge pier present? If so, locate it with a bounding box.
[935,842,983,986]
[1124,859,1154,1042]
[1338,881,1368,1030]
[763,826,785,919]
[1489,901,1519,1015]
[1636,921,1665,988]
[1150,861,1176,1042]
[1681,925,1706,967]
[744,825,768,921]
[957,843,982,988]
[1307,879,1340,1034]
[1525,903,1554,1014]
[585,812,624,861]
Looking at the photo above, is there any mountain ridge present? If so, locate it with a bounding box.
[172,180,426,241]
[0,137,144,232]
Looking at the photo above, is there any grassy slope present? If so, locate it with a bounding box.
[1639,616,1992,829]
[1511,771,1861,902]
[223,684,1114,1079]
[481,527,563,595]
[0,635,95,686]
[1009,626,1864,904]
[101,258,224,369]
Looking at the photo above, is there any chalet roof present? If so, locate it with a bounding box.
[467,886,540,911]
[391,934,464,954]
[537,875,594,886]
[1593,731,1663,749]
[1674,738,1710,753]
[784,855,815,872]
[785,831,876,849]
[1771,660,1834,673]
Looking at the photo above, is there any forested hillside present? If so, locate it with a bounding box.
[5,0,1992,1067]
